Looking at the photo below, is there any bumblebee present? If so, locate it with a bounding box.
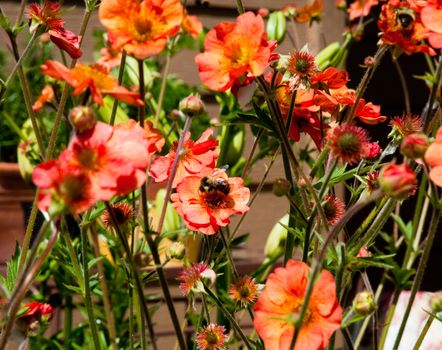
[199,176,231,195]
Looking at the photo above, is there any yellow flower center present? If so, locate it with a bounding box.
[133,16,153,41]
[72,65,116,91]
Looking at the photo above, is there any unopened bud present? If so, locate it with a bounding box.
[179,93,205,117]
[167,242,186,260]
[273,178,291,197]
[430,291,442,313]
[400,133,429,159]
[168,109,183,121]
[353,291,376,315]
[69,106,96,132]
[379,163,416,199]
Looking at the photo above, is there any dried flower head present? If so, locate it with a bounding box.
[389,113,422,141]
[177,263,216,295]
[287,50,317,84]
[323,194,345,225]
[229,275,260,306]
[327,123,372,164]
[101,202,135,229]
[196,323,227,350]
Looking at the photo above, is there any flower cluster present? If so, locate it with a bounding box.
[28,1,83,58]
[33,120,163,216]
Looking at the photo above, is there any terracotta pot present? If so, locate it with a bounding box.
[0,162,34,264]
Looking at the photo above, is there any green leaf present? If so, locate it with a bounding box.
[63,283,83,295]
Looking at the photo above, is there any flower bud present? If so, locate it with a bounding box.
[69,106,96,132]
[353,291,376,315]
[400,133,429,159]
[272,178,291,197]
[430,291,442,313]
[379,163,416,199]
[167,242,186,260]
[179,93,205,117]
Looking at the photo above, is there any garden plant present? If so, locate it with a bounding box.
[0,0,442,349]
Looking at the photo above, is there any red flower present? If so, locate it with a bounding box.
[327,123,373,164]
[67,121,150,198]
[32,158,97,215]
[424,126,442,187]
[18,301,54,323]
[171,168,250,235]
[32,84,54,111]
[41,60,143,106]
[195,12,276,91]
[311,67,349,90]
[421,0,442,49]
[253,260,342,350]
[355,99,387,125]
[283,0,323,24]
[28,1,63,31]
[196,324,228,350]
[33,120,152,215]
[378,0,435,55]
[48,27,83,59]
[99,0,184,59]
[150,128,219,188]
[143,121,165,155]
[28,1,82,59]
[177,263,216,295]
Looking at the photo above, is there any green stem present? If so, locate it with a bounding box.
[203,284,253,350]
[235,0,245,13]
[80,226,102,350]
[137,59,187,350]
[219,228,238,279]
[344,45,388,123]
[392,56,410,114]
[14,0,27,27]
[0,220,59,349]
[154,52,172,127]
[109,50,127,126]
[378,290,400,350]
[423,57,442,132]
[351,198,396,255]
[392,205,442,349]
[412,315,434,350]
[90,227,118,350]
[104,203,156,350]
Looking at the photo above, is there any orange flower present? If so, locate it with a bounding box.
[143,121,165,155]
[229,275,260,306]
[182,12,203,38]
[283,0,323,24]
[41,60,143,106]
[32,84,54,111]
[99,0,184,59]
[177,263,216,295]
[254,260,342,350]
[378,0,435,55]
[150,128,219,188]
[424,126,442,187]
[171,168,250,235]
[195,12,276,92]
[348,0,379,21]
[421,0,442,49]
